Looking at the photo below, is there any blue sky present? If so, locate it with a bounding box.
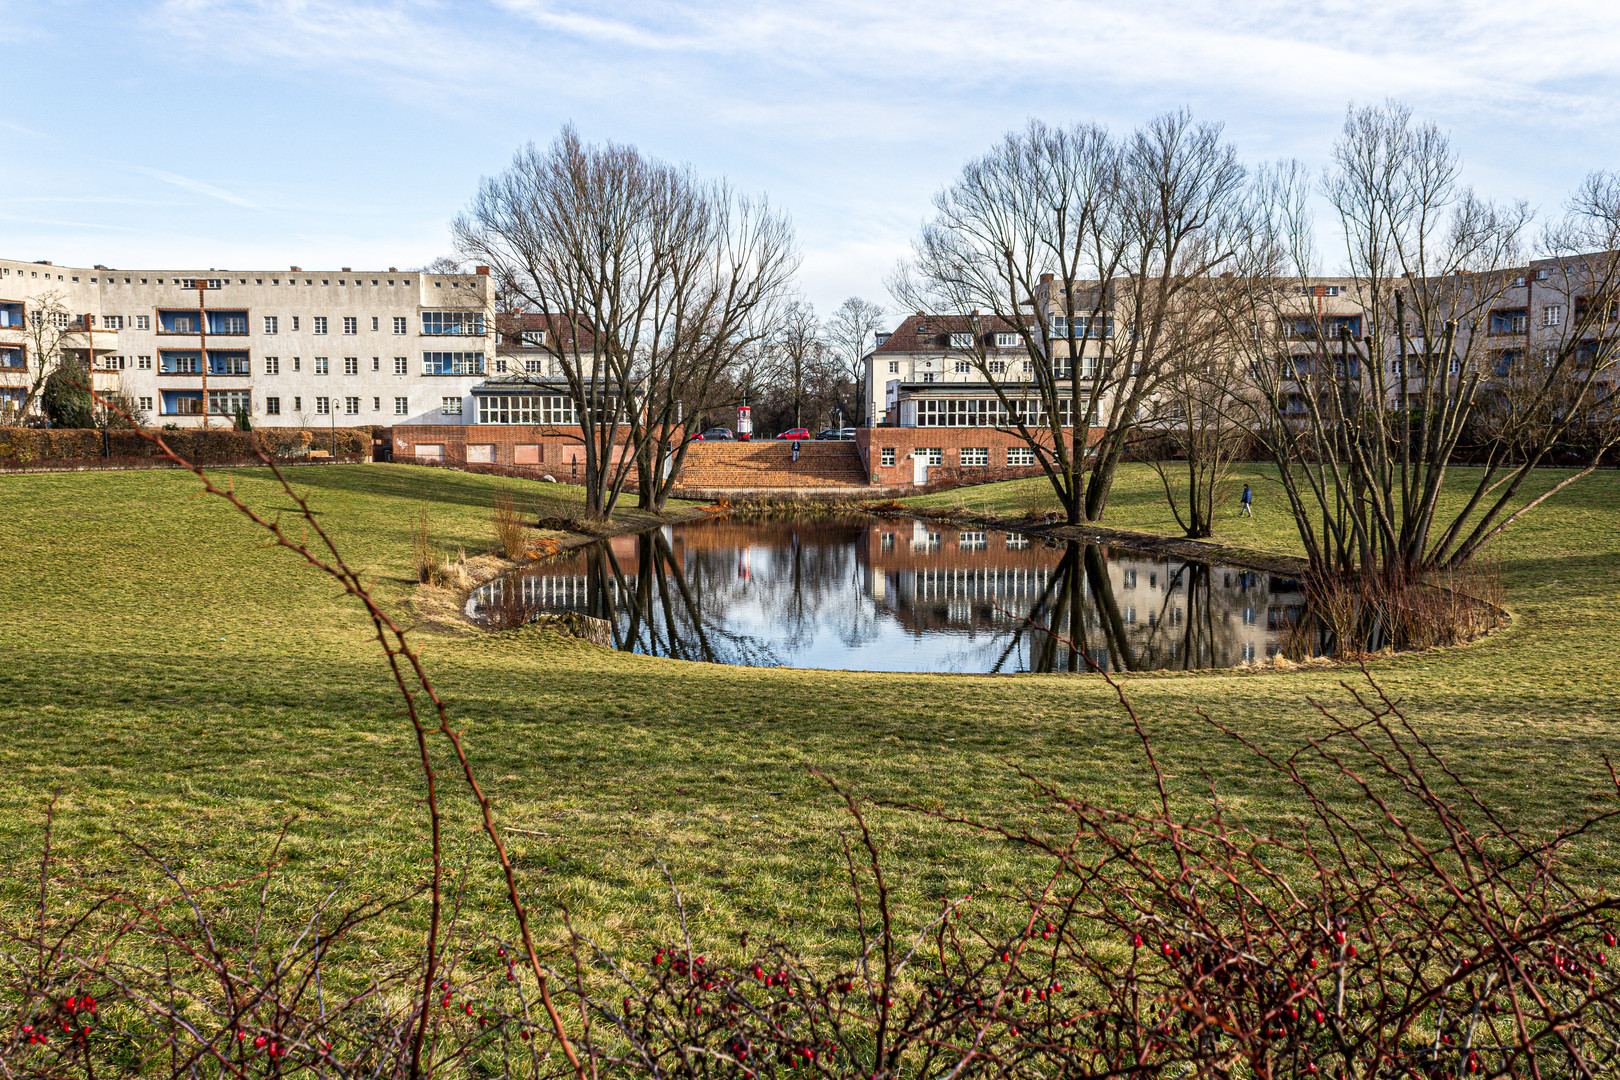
[6,0,1619,322]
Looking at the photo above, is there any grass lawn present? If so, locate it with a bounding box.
[2,461,1618,967]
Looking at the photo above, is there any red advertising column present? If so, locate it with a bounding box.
[736,405,752,441]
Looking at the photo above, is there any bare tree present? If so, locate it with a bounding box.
[772,299,825,430]
[825,296,885,425]
[1140,276,1256,536]
[454,126,797,516]
[894,112,1249,525]
[4,289,75,420]
[1237,103,1620,578]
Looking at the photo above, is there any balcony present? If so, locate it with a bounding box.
[207,311,249,335]
[1489,309,1528,337]
[421,311,487,336]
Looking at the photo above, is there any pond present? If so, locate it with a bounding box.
[469,517,1306,674]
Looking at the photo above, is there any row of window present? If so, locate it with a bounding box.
[31,273,422,287]
[105,353,486,376]
[94,313,480,335]
[911,398,1079,428]
[877,446,1039,467]
[147,392,462,417]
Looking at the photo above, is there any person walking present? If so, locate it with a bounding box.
[791,439,801,464]
[1240,483,1253,517]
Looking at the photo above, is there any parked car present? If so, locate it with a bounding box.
[695,427,735,441]
[814,428,841,440]
[776,427,812,440]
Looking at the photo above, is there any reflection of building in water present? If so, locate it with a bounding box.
[858,523,1292,669]
[472,518,1301,673]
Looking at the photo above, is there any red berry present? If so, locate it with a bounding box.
[255,1035,267,1047]
[1130,934,1143,948]
[520,1030,530,1041]
[1313,1009,1325,1024]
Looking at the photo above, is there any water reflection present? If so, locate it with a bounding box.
[469,518,1302,674]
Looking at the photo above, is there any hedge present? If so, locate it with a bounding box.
[0,427,376,467]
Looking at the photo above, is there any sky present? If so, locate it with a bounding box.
[6,0,1620,327]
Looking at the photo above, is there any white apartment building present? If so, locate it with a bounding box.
[0,257,496,426]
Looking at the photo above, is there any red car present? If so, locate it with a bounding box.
[776,428,812,440]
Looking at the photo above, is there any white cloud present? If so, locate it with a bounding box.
[132,167,262,210]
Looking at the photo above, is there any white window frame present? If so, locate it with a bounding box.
[264,316,278,334]
[880,447,895,466]
[343,316,358,335]
[441,396,463,415]
[395,397,409,415]
[264,356,279,375]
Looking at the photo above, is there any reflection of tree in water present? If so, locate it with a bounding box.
[473,520,1281,673]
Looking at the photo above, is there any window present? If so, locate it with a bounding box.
[395,397,409,415]
[921,447,942,465]
[264,356,279,375]
[135,315,150,330]
[423,352,485,375]
[954,360,971,374]
[371,356,380,371]
[519,329,546,346]
[313,316,327,335]
[207,389,251,415]
[291,316,300,331]
[103,315,124,330]
[294,396,302,411]
[524,359,546,374]
[1006,534,1029,550]
[345,396,360,415]
[475,395,579,424]
[880,447,895,466]
[371,317,379,331]
[139,396,154,411]
[264,315,278,334]
[441,396,463,415]
[137,356,152,370]
[394,356,408,374]
[1007,446,1035,466]
[1123,570,1137,588]
[881,532,895,552]
[1544,305,1564,327]
[949,332,973,349]
[293,357,302,372]
[888,361,899,373]
[922,372,938,383]
[343,316,357,335]
[959,531,987,550]
[422,311,486,336]
[344,357,359,375]
[204,352,249,375]
[372,396,380,411]
[393,317,407,334]
[988,360,1005,374]
[1297,285,1340,297]
[494,359,508,373]
[1022,360,1033,373]
[265,396,281,415]
[1242,606,1257,625]
[995,332,1017,348]
[960,447,988,466]
[314,357,330,375]
[316,396,331,415]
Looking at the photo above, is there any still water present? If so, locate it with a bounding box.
[470,517,1303,674]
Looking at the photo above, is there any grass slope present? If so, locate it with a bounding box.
[2,462,1617,963]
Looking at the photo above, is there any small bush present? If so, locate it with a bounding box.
[493,487,526,558]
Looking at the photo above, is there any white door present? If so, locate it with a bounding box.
[912,453,929,486]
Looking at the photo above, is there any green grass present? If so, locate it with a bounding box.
[2,461,1619,966]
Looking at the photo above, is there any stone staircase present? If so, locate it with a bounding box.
[675,440,870,492]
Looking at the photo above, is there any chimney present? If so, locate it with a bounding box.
[341,266,352,272]
[475,265,490,276]
[969,309,978,317]
[1039,273,1054,283]
[290,266,301,272]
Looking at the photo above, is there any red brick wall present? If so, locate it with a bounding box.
[855,426,1103,487]
[392,425,634,473]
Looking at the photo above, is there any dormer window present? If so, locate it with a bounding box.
[949,332,973,349]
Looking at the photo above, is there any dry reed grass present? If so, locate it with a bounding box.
[493,487,526,558]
